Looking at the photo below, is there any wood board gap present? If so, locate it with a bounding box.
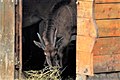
[95,2,120,4]
[98,36,120,38]
[96,18,120,20]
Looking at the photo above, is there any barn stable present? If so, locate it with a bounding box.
[0,0,120,80]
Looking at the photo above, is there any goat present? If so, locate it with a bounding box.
[34,4,74,68]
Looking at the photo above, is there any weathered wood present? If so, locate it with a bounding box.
[19,0,22,79]
[93,37,120,73]
[77,1,93,18]
[94,54,120,73]
[87,72,120,80]
[95,4,120,19]
[76,74,87,80]
[0,1,15,80]
[93,0,120,74]
[77,36,96,52]
[95,0,120,3]
[77,0,97,76]
[77,18,97,37]
[77,0,95,1]
[96,20,120,37]
[93,37,120,56]
[77,50,93,75]
[0,3,2,39]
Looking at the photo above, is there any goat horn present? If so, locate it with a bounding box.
[37,33,45,49]
[55,37,64,48]
[33,40,45,50]
[53,29,57,47]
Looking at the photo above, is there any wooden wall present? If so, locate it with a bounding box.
[77,0,120,79]
[0,1,15,80]
[93,0,120,73]
[76,0,97,77]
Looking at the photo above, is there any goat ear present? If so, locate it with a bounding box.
[33,40,45,50]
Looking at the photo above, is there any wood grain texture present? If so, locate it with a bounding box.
[77,1,93,18]
[94,54,120,73]
[95,4,120,19]
[95,0,120,3]
[96,20,120,37]
[0,1,15,80]
[92,37,120,73]
[77,0,97,76]
[77,50,93,75]
[77,36,96,52]
[77,0,94,1]
[93,37,120,56]
[77,18,98,37]
[87,72,120,80]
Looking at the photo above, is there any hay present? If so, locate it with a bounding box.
[24,66,61,80]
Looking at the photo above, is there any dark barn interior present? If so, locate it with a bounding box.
[22,0,76,79]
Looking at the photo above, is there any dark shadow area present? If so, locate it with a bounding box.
[22,0,76,79]
[22,22,45,70]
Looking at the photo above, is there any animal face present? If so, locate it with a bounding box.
[44,47,60,67]
[34,29,63,67]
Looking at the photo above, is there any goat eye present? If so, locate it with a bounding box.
[44,52,47,55]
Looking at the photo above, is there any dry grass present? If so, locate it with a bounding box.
[24,66,61,80]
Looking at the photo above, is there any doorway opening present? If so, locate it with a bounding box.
[21,0,77,79]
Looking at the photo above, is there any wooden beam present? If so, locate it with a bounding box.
[77,0,97,77]
[96,20,120,37]
[95,4,120,19]
[77,18,97,37]
[77,1,93,18]
[95,0,120,3]
[77,36,96,52]
[0,1,15,80]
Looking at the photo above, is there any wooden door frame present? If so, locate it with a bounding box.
[15,0,97,80]
[76,0,98,79]
[15,0,22,79]
[0,0,15,79]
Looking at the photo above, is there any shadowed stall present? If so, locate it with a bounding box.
[22,0,76,79]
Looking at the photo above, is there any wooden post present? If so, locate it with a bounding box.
[0,0,15,80]
[76,0,97,79]
[14,0,22,79]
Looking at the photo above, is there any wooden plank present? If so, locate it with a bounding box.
[19,0,22,79]
[77,0,97,76]
[77,36,96,52]
[94,54,120,73]
[93,37,120,56]
[96,20,120,37]
[77,0,94,2]
[113,54,120,71]
[77,50,93,75]
[76,36,96,76]
[0,1,15,80]
[77,18,97,37]
[95,4,120,19]
[95,0,120,3]
[77,1,93,18]
[0,2,1,37]
[76,74,86,80]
